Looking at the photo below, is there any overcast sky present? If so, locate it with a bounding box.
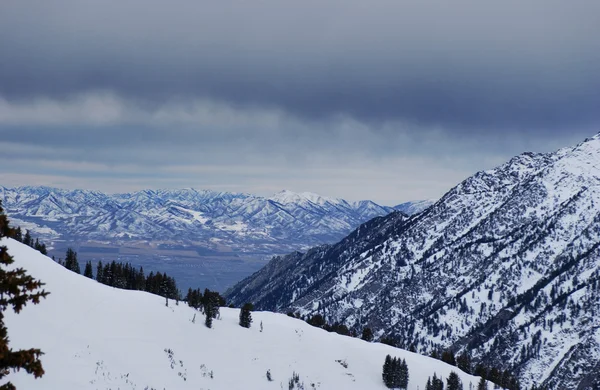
[1,0,599,205]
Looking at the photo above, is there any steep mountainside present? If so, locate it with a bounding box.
[226,134,600,389]
[0,187,425,253]
[2,238,485,390]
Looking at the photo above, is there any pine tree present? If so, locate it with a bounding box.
[447,371,463,390]
[83,261,94,279]
[361,327,374,341]
[441,350,457,366]
[456,351,471,374]
[22,230,32,247]
[477,376,488,390]
[0,200,50,389]
[64,248,80,274]
[13,227,22,243]
[431,373,444,390]
[397,358,409,389]
[96,261,103,283]
[426,377,433,390]
[239,302,253,328]
[382,354,393,388]
[488,367,500,385]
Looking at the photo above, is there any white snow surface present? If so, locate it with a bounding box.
[3,238,484,390]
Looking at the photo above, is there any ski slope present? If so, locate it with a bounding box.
[3,238,484,389]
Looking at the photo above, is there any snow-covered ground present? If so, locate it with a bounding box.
[3,238,483,390]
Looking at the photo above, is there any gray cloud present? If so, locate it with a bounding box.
[0,1,599,203]
[1,0,599,131]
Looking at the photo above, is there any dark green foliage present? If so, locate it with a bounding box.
[185,288,203,309]
[83,261,94,279]
[426,377,433,390]
[32,239,47,255]
[477,376,488,390]
[22,230,32,247]
[431,373,444,390]
[0,200,50,389]
[306,314,326,328]
[456,351,471,374]
[239,302,253,328]
[325,322,350,336]
[361,327,374,341]
[382,355,409,389]
[12,227,22,243]
[441,350,456,366]
[380,335,399,347]
[474,364,487,379]
[487,367,500,385]
[383,355,393,387]
[9,226,47,256]
[96,261,103,283]
[64,248,80,274]
[447,371,463,390]
[93,260,178,299]
[203,289,223,328]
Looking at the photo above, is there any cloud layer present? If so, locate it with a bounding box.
[1,0,598,203]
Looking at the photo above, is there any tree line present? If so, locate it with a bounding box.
[57,248,180,300]
[4,225,48,255]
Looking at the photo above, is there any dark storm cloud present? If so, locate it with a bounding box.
[1,0,599,132]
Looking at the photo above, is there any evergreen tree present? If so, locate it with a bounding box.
[441,350,457,366]
[447,371,463,390]
[205,310,213,328]
[477,376,488,390]
[488,367,500,385]
[83,261,94,279]
[456,351,471,374]
[397,358,409,389]
[239,302,253,328]
[382,355,393,388]
[203,289,222,328]
[22,230,32,247]
[0,200,50,389]
[37,243,47,256]
[431,373,444,390]
[13,227,22,243]
[361,327,374,342]
[96,261,104,283]
[426,377,433,390]
[64,248,80,274]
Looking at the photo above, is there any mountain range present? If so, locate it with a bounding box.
[226,134,600,389]
[0,186,431,254]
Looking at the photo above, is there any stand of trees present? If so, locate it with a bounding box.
[4,224,47,255]
[184,287,226,328]
[54,249,181,300]
[431,349,520,390]
[382,355,409,389]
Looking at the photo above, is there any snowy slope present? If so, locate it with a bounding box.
[2,238,484,390]
[227,134,600,389]
[0,187,428,254]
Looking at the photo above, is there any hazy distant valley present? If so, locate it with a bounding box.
[0,187,431,291]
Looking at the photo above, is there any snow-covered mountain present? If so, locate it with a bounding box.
[3,237,486,389]
[393,199,435,216]
[226,134,600,389]
[0,187,425,254]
